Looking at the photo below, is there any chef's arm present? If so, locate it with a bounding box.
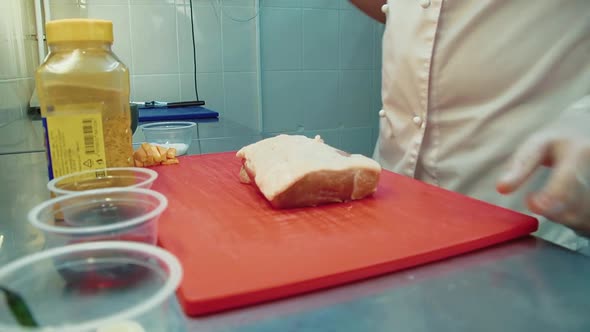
[349,0,387,24]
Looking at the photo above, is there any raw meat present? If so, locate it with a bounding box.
[236,134,382,208]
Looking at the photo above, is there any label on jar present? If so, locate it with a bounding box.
[44,104,107,180]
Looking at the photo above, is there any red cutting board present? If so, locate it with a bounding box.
[152,152,538,316]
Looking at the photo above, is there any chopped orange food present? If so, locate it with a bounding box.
[133,143,179,167]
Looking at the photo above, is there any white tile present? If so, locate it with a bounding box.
[51,0,79,4]
[0,81,18,110]
[197,119,249,139]
[223,72,259,131]
[130,77,137,101]
[260,7,302,71]
[222,6,257,72]
[302,0,340,9]
[339,8,374,70]
[0,114,28,147]
[179,72,224,114]
[303,9,339,70]
[196,120,224,139]
[339,70,374,127]
[0,36,18,80]
[22,0,38,36]
[261,70,304,133]
[130,0,175,4]
[260,0,301,8]
[176,4,193,73]
[132,74,180,102]
[339,0,357,10]
[130,5,179,75]
[374,22,385,70]
[24,40,39,79]
[0,3,15,38]
[199,136,260,154]
[49,4,88,20]
[339,127,374,157]
[301,71,339,130]
[222,0,256,7]
[18,78,35,107]
[177,4,222,73]
[0,0,38,80]
[132,129,145,144]
[186,139,202,155]
[87,5,133,72]
[0,80,24,112]
[87,0,130,4]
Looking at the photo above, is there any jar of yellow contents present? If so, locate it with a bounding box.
[36,19,133,180]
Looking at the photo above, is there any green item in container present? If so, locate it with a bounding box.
[0,285,39,327]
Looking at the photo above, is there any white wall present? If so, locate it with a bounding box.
[259,0,383,157]
[50,0,261,134]
[0,0,39,119]
[37,0,384,156]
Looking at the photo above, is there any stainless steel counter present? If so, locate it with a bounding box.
[0,113,45,155]
[1,127,589,331]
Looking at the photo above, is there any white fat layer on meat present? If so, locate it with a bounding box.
[236,134,381,200]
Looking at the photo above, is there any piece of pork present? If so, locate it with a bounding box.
[236,134,382,209]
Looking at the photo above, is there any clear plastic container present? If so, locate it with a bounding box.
[28,188,167,249]
[140,122,196,156]
[0,241,185,332]
[47,167,158,196]
[36,19,133,180]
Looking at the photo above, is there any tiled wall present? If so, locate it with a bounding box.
[259,0,383,156]
[47,0,384,156]
[50,0,259,132]
[0,1,38,120]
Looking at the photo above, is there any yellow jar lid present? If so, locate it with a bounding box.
[46,19,113,44]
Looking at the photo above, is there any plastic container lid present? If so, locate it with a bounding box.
[46,167,159,196]
[46,19,113,44]
[28,187,168,236]
[0,241,183,332]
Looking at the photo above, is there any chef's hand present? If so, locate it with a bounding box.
[496,125,590,237]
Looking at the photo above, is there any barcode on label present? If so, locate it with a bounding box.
[82,119,95,154]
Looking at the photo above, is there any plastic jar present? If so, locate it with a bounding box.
[36,19,133,180]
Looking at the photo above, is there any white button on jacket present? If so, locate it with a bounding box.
[419,0,430,9]
[412,116,422,127]
[374,0,590,252]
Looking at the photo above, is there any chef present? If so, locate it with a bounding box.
[350,0,590,254]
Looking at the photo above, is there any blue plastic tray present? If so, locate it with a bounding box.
[138,106,219,122]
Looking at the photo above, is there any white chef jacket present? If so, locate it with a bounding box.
[375,0,590,252]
